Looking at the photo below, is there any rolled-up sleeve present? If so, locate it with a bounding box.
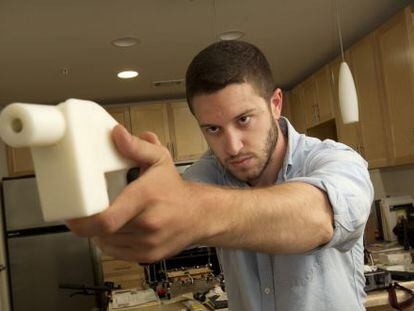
[287,140,374,252]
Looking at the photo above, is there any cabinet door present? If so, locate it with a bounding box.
[6,147,34,177]
[314,66,335,124]
[105,106,132,133]
[130,103,171,147]
[168,101,207,162]
[300,78,319,129]
[330,56,362,154]
[281,91,292,121]
[376,8,414,165]
[289,87,307,134]
[349,33,390,168]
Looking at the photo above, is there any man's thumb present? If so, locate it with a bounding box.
[112,124,165,166]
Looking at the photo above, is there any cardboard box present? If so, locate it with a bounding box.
[100,253,115,261]
[102,260,145,278]
[105,274,146,289]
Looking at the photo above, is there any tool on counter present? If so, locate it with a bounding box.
[59,281,120,311]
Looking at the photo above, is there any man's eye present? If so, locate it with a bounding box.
[206,127,220,134]
[238,116,251,125]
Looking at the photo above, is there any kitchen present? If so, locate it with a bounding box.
[1,0,414,310]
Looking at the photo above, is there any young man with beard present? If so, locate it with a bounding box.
[66,41,373,310]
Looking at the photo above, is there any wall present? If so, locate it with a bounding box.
[370,165,414,199]
[380,165,414,197]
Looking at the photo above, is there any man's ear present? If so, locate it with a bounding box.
[270,88,283,119]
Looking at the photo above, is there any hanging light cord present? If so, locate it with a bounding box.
[212,0,218,41]
[335,0,345,62]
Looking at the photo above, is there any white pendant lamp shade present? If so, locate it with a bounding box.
[338,61,359,124]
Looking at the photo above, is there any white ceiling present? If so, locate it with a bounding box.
[0,0,411,107]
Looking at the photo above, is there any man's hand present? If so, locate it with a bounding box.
[66,125,207,263]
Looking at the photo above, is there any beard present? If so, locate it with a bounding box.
[222,117,279,184]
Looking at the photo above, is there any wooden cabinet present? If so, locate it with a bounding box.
[6,147,34,177]
[375,6,414,166]
[167,101,207,162]
[105,105,132,133]
[299,66,335,129]
[331,34,391,169]
[130,103,171,147]
[348,33,390,168]
[300,77,319,128]
[129,101,207,162]
[288,86,307,134]
[281,91,292,121]
[314,66,335,124]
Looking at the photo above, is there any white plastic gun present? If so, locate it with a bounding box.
[0,99,135,221]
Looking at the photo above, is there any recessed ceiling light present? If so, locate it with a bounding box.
[218,30,244,41]
[117,70,139,79]
[111,37,139,48]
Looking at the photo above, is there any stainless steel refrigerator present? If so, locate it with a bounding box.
[1,175,101,311]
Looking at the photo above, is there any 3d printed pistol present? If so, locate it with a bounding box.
[0,99,135,221]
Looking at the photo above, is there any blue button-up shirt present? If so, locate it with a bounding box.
[183,118,374,311]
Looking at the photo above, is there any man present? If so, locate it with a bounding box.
[67,41,373,310]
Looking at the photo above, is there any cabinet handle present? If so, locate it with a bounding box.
[359,145,365,156]
[313,105,319,124]
[172,143,177,159]
[312,105,318,124]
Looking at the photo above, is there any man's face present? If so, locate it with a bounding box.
[192,83,280,184]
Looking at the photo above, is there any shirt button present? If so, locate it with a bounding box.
[264,287,271,295]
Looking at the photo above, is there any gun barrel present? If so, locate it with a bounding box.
[0,103,66,147]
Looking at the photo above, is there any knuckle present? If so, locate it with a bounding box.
[141,251,162,264]
[142,236,160,249]
[159,145,173,159]
[98,214,118,235]
[140,215,163,232]
[66,220,91,237]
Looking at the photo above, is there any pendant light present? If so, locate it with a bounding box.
[336,0,359,124]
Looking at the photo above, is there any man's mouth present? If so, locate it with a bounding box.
[228,156,253,167]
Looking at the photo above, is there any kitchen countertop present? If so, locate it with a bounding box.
[365,281,414,310]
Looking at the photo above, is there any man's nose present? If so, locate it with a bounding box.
[224,131,243,156]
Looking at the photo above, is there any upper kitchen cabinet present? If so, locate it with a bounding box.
[348,33,390,168]
[129,101,207,162]
[313,66,335,125]
[300,66,335,129]
[167,101,208,162]
[105,105,132,133]
[6,147,34,177]
[281,91,292,121]
[130,102,171,148]
[375,6,414,166]
[299,77,318,129]
[288,86,307,134]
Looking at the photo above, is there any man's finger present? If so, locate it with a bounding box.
[112,125,167,166]
[66,181,146,236]
[138,131,162,146]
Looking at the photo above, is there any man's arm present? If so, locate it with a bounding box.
[66,125,369,263]
[193,181,333,254]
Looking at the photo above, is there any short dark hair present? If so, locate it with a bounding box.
[185,40,274,113]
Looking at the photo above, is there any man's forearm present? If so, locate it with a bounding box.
[194,182,334,254]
